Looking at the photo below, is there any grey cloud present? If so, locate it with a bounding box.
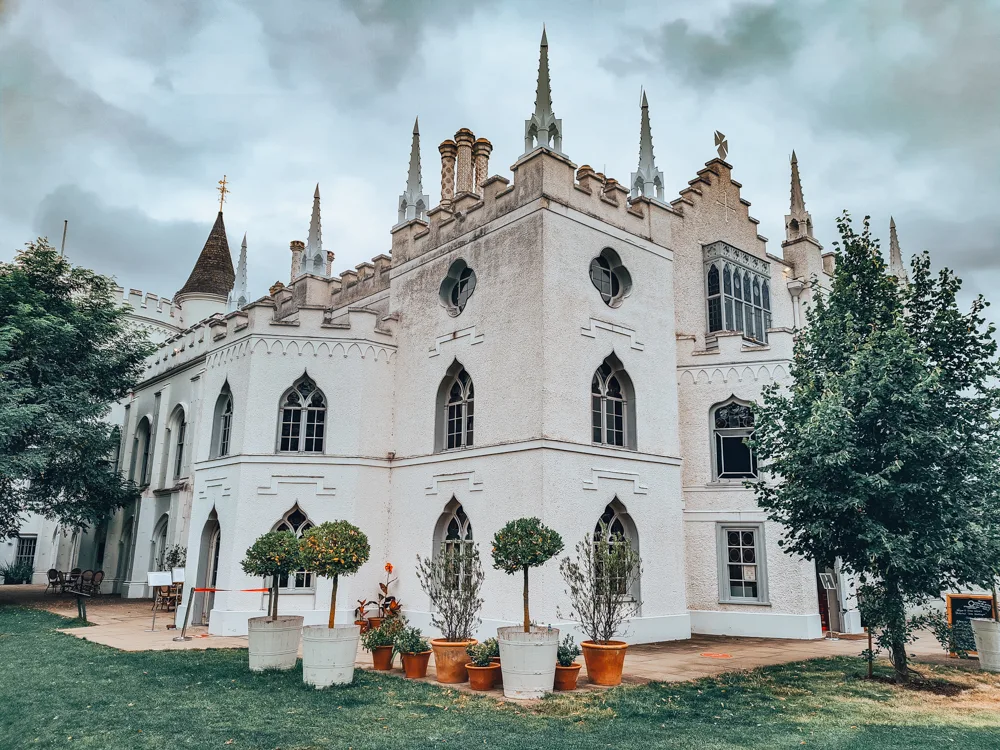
[604,2,799,84]
[33,185,209,296]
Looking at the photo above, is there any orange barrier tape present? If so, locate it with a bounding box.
[191,587,271,593]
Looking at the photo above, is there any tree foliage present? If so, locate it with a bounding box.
[415,543,485,642]
[0,239,154,538]
[492,517,564,632]
[298,520,370,628]
[241,531,302,621]
[751,213,1000,682]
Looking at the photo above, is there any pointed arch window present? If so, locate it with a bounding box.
[594,501,641,602]
[278,376,326,453]
[170,406,187,479]
[211,385,234,459]
[274,506,314,590]
[434,500,475,591]
[591,355,636,449]
[712,400,757,480]
[704,242,772,344]
[130,417,152,486]
[706,264,722,332]
[439,367,474,451]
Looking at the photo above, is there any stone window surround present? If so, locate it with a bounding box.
[709,397,758,483]
[715,521,770,605]
[703,241,772,345]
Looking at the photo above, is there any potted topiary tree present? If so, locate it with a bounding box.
[559,521,641,686]
[554,634,582,691]
[298,520,371,688]
[241,531,304,671]
[492,517,564,699]
[971,574,1000,672]
[394,624,432,679]
[415,542,485,684]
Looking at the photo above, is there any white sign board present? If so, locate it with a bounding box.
[171,567,186,584]
[147,571,172,587]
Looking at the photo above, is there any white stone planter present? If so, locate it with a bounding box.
[971,618,1000,673]
[301,624,361,688]
[497,626,559,700]
[247,616,303,671]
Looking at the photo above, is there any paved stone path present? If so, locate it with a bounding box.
[1,584,953,697]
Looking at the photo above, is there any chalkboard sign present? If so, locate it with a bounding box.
[946,594,996,656]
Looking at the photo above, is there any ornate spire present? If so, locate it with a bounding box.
[228,232,248,311]
[304,184,325,276]
[398,118,430,224]
[784,150,814,242]
[523,26,562,155]
[630,89,664,201]
[889,217,908,285]
[176,210,235,301]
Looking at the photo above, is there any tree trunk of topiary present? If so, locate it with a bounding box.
[270,576,279,622]
[329,574,339,629]
[522,567,530,633]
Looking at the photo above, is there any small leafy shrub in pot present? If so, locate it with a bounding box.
[557,634,581,667]
[361,616,406,651]
[0,561,34,585]
[394,625,430,655]
[466,641,495,667]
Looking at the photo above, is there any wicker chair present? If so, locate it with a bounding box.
[44,569,60,594]
[62,568,82,593]
[153,585,179,611]
[87,570,104,596]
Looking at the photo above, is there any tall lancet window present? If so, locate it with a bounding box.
[594,501,640,601]
[434,499,475,591]
[591,354,636,449]
[707,264,722,332]
[445,370,474,449]
[703,242,772,345]
[277,375,326,453]
[211,385,234,459]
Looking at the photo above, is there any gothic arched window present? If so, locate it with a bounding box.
[594,501,641,602]
[445,369,474,450]
[274,506,314,589]
[131,417,152,486]
[712,400,757,480]
[278,375,326,453]
[169,406,187,479]
[434,499,475,591]
[591,354,636,449]
[706,264,722,332]
[211,385,234,459]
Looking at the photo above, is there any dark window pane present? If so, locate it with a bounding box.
[707,265,720,295]
[708,297,723,332]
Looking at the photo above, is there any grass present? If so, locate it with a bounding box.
[1,607,998,749]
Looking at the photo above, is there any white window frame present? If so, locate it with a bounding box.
[716,523,769,605]
[443,369,474,451]
[273,506,315,594]
[277,376,326,454]
[711,399,758,482]
[703,241,772,345]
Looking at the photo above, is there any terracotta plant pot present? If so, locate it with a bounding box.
[492,656,503,687]
[554,663,582,691]
[430,639,477,683]
[467,663,498,691]
[367,616,383,630]
[581,640,628,686]
[354,619,369,634]
[371,644,394,671]
[401,650,432,679]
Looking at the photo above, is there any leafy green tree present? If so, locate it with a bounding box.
[241,531,302,621]
[751,213,1000,683]
[492,517,563,632]
[0,239,154,538]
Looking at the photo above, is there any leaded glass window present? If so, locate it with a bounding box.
[278,376,326,453]
[445,369,474,449]
[275,506,314,589]
[592,362,627,447]
[724,528,760,600]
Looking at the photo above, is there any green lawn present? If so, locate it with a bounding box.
[1,607,998,749]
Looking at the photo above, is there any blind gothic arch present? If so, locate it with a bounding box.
[276,373,326,453]
[591,352,637,449]
[167,404,187,479]
[435,359,474,452]
[131,416,152,486]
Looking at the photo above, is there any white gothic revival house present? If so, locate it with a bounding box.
[16,33,912,641]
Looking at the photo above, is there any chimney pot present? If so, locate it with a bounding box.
[438,139,458,208]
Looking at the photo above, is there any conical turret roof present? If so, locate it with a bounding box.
[177,211,236,300]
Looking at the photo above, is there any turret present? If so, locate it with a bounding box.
[175,209,235,324]
[228,232,248,311]
[303,184,326,277]
[780,151,825,283]
[889,217,908,285]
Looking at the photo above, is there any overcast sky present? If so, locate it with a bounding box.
[2,0,998,321]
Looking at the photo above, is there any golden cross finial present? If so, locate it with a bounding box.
[217,175,230,211]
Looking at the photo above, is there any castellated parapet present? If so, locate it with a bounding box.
[390,146,680,267]
[116,285,184,343]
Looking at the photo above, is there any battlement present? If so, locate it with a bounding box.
[114,285,184,342]
[390,146,679,266]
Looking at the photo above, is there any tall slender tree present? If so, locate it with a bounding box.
[751,213,1000,683]
[0,239,154,538]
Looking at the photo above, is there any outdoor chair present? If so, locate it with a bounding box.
[63,568,82,593]
[44,569,60,594]
[153,585,179,612]
[80,570,94,588]
[86,570,104,596]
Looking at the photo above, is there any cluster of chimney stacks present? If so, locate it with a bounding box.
[438,128,492,208]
